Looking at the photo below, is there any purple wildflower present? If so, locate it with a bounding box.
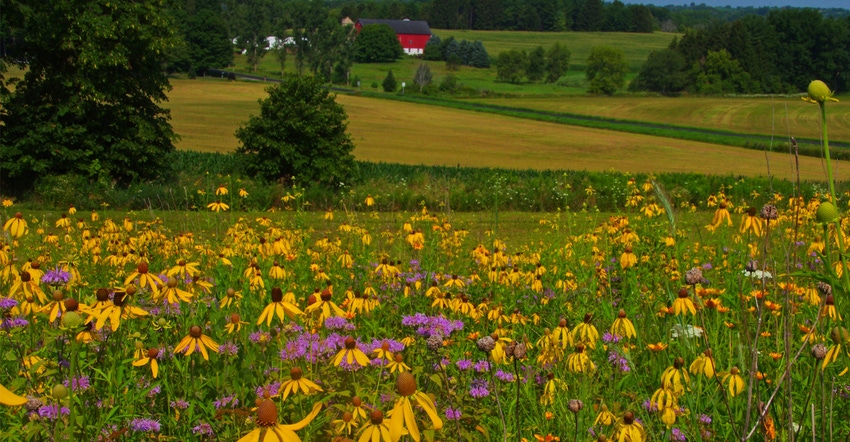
[41,268,71,286]
[670,428,686,441]
[494,369,515,382]
[456,359,473,371]
[445,407,462,421]
[214,395,239,409]
[193,422,215,436]
[129,418,161,433]
[219,341,239,357]
[324,316,356,331]
[38,404,70,420]
[469,379,490,398]
[0,297,18,309]
[63,376,91,392]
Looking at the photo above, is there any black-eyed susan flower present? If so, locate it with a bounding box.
[279,367,323,401]
[225,313,248,334]
[661,357,690,394]
[358,409,391,442]
[620,246,637,269]
[594,404,616,426]
[740,207,763,236]
[167,259,200,279]
[711,201,732,228]
[158,277,194,304]
[174,325,219,361]
[689,349,716,378]
[332,336,371,368]
[539,373,566,406]
[566,343,595,373]
[386,353,411,373]
[572,313,599,349]
[133,348,160,378]
[720,367,746,397]
[220,287,242,309]
[552,318,573,349]
[672,288,696,316]
[610,310,636,340]
[388,372,443,442]
[304,289,345,325]
[613,411,645,442]
[821,294,841,321]
[123,263,163,297]
[3,212,27,238]
[237,397,323,442]
[258,288,304,326]
[350,396,369,424]
[94,288,149,331]
[332,411,357,437]
[207,201,230,212]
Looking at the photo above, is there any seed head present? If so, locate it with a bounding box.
[760,204,778,220]
[476,336,496,353]
[568,399,584,413]
[817,201,840,224]
[396,372,417,396]
[256,399,277,426]
[812,343,827,360]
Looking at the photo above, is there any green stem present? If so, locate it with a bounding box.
[820,101,850,291]
[67,336,78,439]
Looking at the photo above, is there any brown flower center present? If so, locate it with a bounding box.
[189,325,202,338]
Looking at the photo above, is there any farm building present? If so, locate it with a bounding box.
[354,19,431,55]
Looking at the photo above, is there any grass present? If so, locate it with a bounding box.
[165,77,850,181]
[430,29,678,71]
[462,95,850,144]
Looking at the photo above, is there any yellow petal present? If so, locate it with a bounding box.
[281,402,323,431]
[0,383,28,406]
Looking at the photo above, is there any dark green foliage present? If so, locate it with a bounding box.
[496,49,527,84]
[354,24,403,62]
[443,38,461,62]
[183,8,233,74]
[585,46,628,95]
[235,75,357,188]
[469,41,491,68]
[439,74,459,92]
[545,43,571,83]
[19,150,830,213]
[526,46,546,82]
[382,69,398,92]
[630,49,687,95]
[691,49,752,94]
[0,0,178,193]
[423,35,443,60]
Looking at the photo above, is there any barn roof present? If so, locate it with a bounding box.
[356,19,431,35]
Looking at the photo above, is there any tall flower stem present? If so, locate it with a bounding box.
[820,101,850,290]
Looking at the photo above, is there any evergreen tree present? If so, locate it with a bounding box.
[469,41,491,68]
[423,35,443,60]
[382,69,398,92]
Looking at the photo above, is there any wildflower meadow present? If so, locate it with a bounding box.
[1,84,850,442]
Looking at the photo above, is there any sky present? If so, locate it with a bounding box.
[620,0,847,8]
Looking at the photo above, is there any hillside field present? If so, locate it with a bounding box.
[166,77,850,181]
[228,30,677,95]
[463,95,850,143]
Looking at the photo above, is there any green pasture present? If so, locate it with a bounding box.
[463,95,850,144]
[430,29,677,71]
[165,77,850,181]
[228,30,676,95]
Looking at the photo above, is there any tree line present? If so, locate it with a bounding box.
[630,8,850,96]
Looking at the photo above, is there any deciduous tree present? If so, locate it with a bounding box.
[0,0,178,192]
[235,75,357,188]
[585,46,628,95]
[354,24,403,63]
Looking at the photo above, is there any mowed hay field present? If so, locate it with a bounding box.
[464,95,850,143]
[166,78,850,181]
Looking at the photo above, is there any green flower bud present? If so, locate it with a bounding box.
[831,326,849,345]
[60,311,82,329]
[816,201,840,224]
[52,384,68,400]
[806,80,839,103]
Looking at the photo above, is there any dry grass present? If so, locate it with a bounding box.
[165,78,850,181]
[464,95,850,143]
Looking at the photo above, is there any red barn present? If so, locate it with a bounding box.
[354,19,432,56]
